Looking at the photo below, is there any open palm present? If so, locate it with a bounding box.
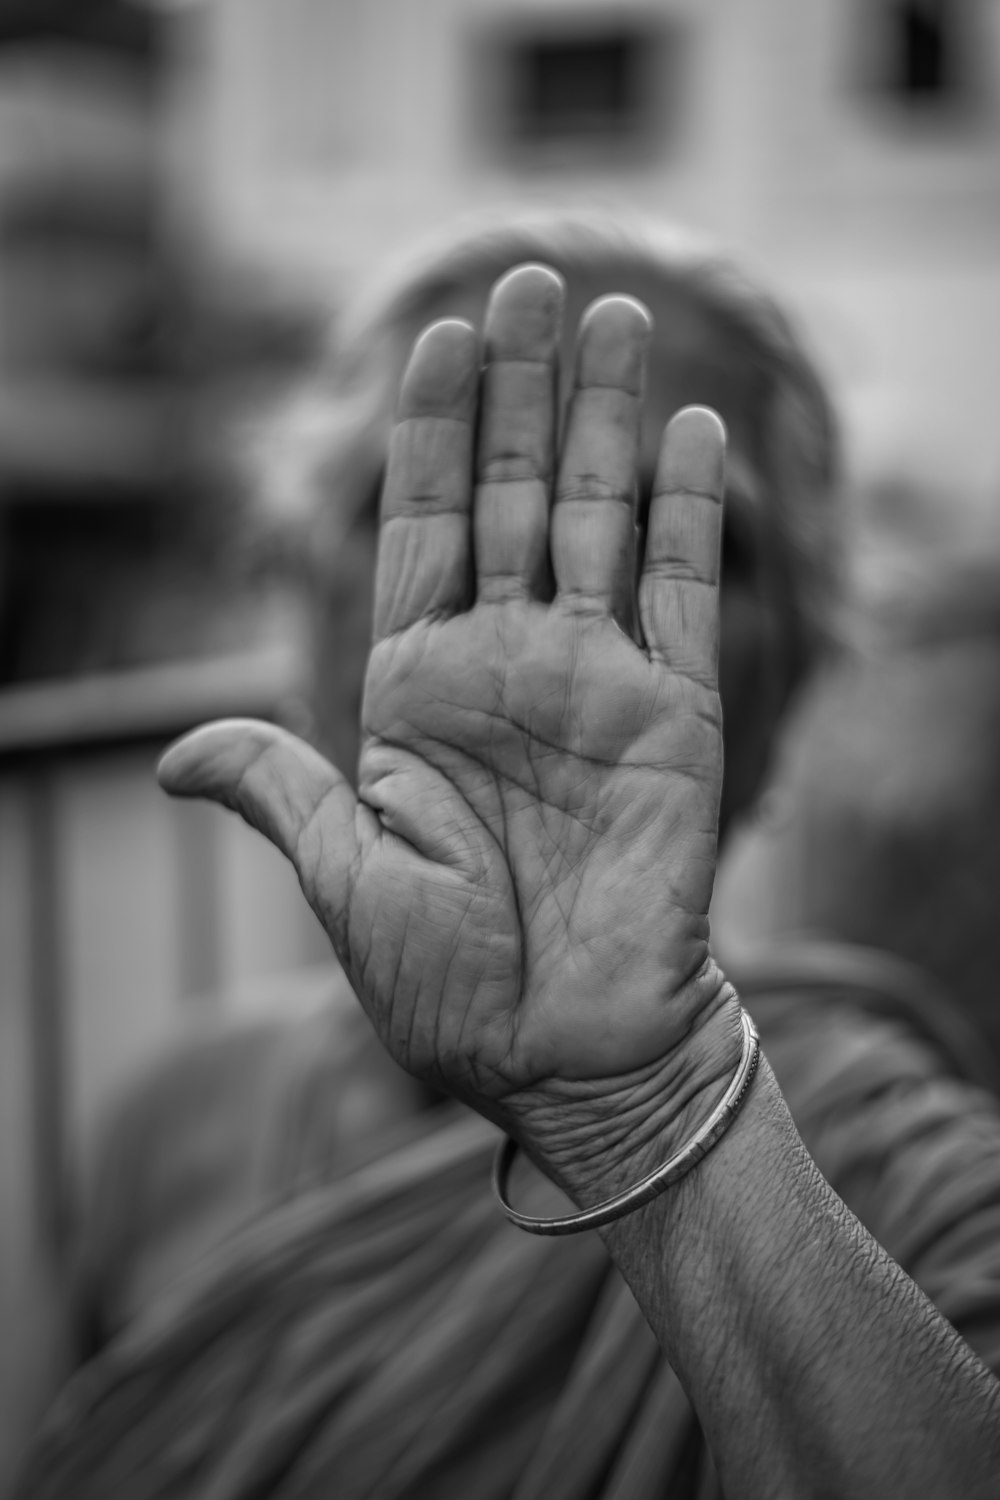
[159,267,729,1116]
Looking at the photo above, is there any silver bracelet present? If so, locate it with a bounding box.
[492,1007,760,1236]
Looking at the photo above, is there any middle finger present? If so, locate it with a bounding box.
[551,296,651,629]
[474,264,564,604]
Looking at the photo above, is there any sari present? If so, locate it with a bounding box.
[17,947,1000,1498]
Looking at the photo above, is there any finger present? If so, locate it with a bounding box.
[474,264,563,603]
[639,406,726,687]
[158,720,358,911]
[373,319,479,642]
[551,296,651,626]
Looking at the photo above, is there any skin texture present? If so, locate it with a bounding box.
[309,266,797,837]
[161,268,741,1147]
[159,266,1000,1494]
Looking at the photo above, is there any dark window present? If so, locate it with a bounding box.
[512,32,644,145]
[892,0,953,98]
[476,19,678,164]
[873,0,978,111]
[0,0,162,63]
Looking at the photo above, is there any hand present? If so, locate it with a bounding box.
[159,265,740,1178]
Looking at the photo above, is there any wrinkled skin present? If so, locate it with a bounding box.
[343,601,722,1095]
[310,269,795,836]
[159,266,736,1140]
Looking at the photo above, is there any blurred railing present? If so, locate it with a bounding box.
[0,646,330,1487]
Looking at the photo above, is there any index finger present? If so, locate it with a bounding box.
[638,406,726,687]
[373,318,479,643]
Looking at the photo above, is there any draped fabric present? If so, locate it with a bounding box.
[17,949,1000,1498]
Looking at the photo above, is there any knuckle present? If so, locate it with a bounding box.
[644,558,715,586]
[478,456,547,485]
[556,475,634,511]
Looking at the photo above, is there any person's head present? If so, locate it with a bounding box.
[272,211,841,835]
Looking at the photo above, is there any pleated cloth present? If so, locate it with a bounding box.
[17,948,1000,1498]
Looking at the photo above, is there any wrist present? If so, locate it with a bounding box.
[502,964,745,1209]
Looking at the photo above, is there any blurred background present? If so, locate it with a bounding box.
[0,0,998,1480]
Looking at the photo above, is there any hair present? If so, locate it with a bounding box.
[256,208,843,702]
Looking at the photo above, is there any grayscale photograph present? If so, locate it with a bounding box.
[1,2,999,1495]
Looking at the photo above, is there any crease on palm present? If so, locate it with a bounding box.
[156,266,729,1099]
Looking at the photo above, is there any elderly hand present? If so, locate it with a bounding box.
[159,265,740,1185]
[157,267,1000,1500]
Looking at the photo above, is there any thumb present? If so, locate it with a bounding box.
[157,718,358,890]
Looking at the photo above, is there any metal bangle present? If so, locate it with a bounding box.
[492,1007,761,1236]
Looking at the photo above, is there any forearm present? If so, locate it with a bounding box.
[520,1023,1000,1498]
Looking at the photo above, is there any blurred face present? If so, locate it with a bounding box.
[310,267,801,836]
